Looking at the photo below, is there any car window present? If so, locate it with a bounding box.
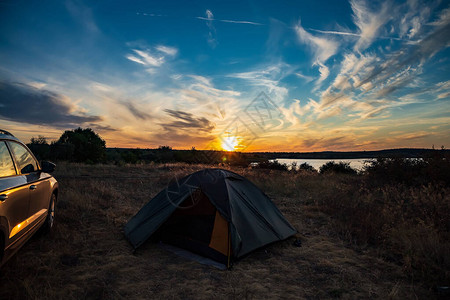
[8,141,38,174]
[0,141,17,177]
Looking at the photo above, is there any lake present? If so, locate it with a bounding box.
[273,158,374,171]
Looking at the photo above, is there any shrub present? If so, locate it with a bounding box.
[254,160,288,171]
[121,151,139,164]
[299,162,315,172]
[319,161,357,174]
[158,145,172,151]
[364,151,450,186]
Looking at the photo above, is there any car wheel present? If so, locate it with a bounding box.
[44,193,56,232]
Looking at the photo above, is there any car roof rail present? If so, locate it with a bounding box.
[0,129,15,137]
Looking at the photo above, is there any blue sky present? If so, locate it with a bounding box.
[0,0,449,151]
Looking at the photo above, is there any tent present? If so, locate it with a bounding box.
[124,169,296,268]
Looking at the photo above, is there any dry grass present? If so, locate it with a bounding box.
[0,163,444,299]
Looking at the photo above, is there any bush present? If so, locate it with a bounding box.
[53,128,106,163]
[121,151,139,164]
[364,151,450,186]
[254,160,288,171]
[319,161,357,174]
[158,145,172,151]
[299,162,315,172]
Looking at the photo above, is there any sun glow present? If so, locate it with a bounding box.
[221,136,239,151]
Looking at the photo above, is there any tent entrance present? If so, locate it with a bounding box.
[156,190,230,266]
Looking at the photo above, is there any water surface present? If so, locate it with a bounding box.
[274,158,373,171]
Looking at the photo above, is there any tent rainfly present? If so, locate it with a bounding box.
[124,169,297,268]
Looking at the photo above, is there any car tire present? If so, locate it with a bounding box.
[43,193,56,233]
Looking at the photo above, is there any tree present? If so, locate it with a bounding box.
[27,135,50,160]
[53,128,106,163]
[30,135,48,145]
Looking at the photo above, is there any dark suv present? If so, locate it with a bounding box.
[0,130,58,266]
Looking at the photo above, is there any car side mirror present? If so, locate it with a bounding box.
[41,161,56,173]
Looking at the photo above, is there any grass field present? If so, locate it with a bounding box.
[1,162,448,299]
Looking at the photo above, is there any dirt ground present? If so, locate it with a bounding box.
[0,163,436,299]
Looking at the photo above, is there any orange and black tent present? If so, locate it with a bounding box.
[124,169,296,268]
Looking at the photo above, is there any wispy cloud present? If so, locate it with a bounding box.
[204,9,217,48]
[136,12,166,17]
[309,28,406,41]
[295,22,339,64]
[309,0,450,130]
[295,72,314,82]
[228,63,292,102]
[279,99,304,126]
[196,17,262,26]
[155,109,216,146]
[265,18,287,54]
[218,19,262,25]
[138,10,263,26]
[197,9,264,48]
[374,66,418,98]
[436,80,450,99]
[196,16,212,21]
[357,105,390,120]
[398,0,435,39]
[121,101,152,120]
[126,44,178,71]
[130,49,163,67]
[294,21,339,85]
[319,51,378,103]
[162,109,215,132]
[351,0,391,51]
[316,62,330,85]
[355,22,450,91]
[309,28,361,37]
[187,75,211,86]
[125,54,145,65]
[299,135,360,151]
[392,131,431,141]
[428,7,450,27]
[155,45,178,56]
[65,0,99,34]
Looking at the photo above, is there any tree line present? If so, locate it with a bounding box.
[28,127,249,165]
[28,127,106,164]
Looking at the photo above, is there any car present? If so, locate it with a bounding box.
[0,129,58,267]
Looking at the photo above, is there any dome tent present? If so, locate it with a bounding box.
[124,169,296,268]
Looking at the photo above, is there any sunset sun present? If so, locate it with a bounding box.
[221,136,239,151]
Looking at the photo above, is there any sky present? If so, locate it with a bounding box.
[0,0,449,152]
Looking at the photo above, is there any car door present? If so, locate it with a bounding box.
[7,141,49,231]
[0,141,30,250]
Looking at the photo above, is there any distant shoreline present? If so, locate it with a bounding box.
[107,147,448,160]
[251,148,447,159]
